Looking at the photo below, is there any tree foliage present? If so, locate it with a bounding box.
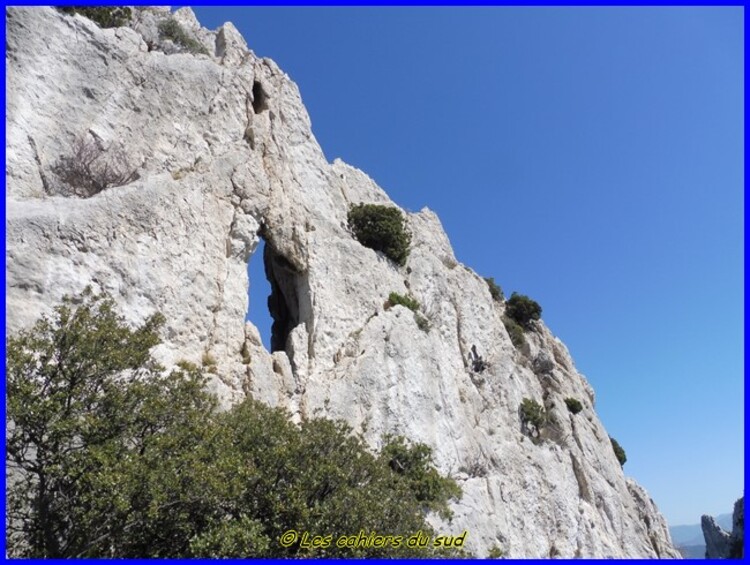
[505,292,542,329]
[380,436,461,521]
[348,203,412,266]
[6,290,461,557]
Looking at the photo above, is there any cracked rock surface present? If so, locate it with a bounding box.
[6,7,680,558]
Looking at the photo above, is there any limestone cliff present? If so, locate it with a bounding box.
[5,7,680,558]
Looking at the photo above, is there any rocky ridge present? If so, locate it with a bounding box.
[702,497,744,559]
[5,7,680,558]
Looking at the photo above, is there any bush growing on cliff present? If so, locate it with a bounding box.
[6,290,460,557]
[505,292,542,329]
[519,398,546,437]
[484,277,504,302]
[51,135,139,197]
[502,315,526,350]
[158,18,208,55]
[564,397,583,414]
[610,436,627,467]
[348,203,412,266]
[57,6,132,28]
[387,291,419,312]
[386,292,430,332]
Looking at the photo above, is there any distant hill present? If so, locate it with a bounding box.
[677,544,708,559]
[670,512,733,558]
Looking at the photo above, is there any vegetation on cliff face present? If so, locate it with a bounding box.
[57,6,132,28]
[505,292,542,329]
[348,203,412,266]
[610,436,627,467]
[565,397,583,414]
[6,290,461,558]
[484,277,504,302]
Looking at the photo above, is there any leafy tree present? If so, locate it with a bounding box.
[610,437,627,467]
[212,406,461,557]
[6,289,461,557]
[505,292,542,329]
[5,288,216,557]
[348,203,412,266]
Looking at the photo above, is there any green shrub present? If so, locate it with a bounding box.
[505,292,542,329]
[564,397,583,414]
[610,436,627,467]
[502,315,526,350]
[484,277,504,302]
[58,6,132,28]
[158,18,208,55]
[348,203,412,266]
[519,398,546,433]
[388,291,419,312]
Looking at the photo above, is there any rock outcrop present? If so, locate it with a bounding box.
[703,497,744,559]
[5,7,680,558]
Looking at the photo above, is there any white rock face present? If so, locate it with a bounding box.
[5,7,679,558]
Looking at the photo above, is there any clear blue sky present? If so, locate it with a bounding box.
[191,7,744,527]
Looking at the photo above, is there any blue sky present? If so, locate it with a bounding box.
[191,7,744,526]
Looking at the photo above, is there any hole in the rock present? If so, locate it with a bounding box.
[247,235,304,354]
[252,80,268,114]
[264,239,302,353]
[246,238,273,351]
